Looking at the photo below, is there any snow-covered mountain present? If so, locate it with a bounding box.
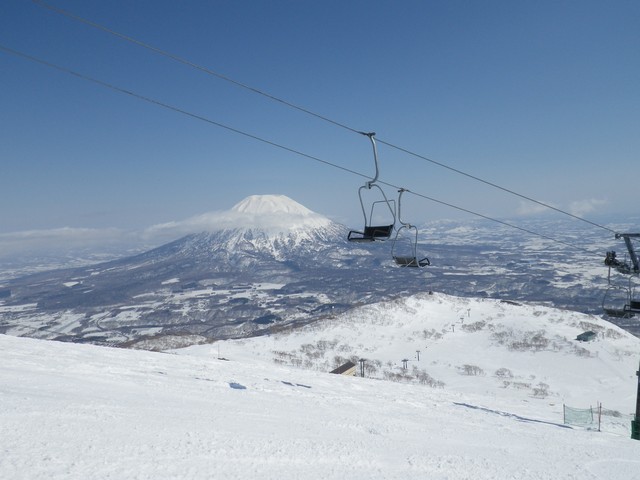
[0,195,358,346]
[0,195,637,348]
[179,195,346,262]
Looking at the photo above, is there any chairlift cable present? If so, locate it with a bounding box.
[0,45,366,182]
[374,139,617,235]
[32,0,616,233]
[382,187,596,255]
[31,0,362,137]
[0,43,600,257]
[32,0,619,236]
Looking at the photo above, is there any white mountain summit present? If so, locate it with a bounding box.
[232,194,316,216]
[146,194,341,242]
[147,195,347,261]
[216,195,345,254]
[229,194,334,232]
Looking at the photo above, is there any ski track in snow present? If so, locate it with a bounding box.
[2,322,640,479]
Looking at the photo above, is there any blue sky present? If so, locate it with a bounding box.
[1,0,638,247]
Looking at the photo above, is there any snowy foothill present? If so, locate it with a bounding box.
[3,292,640,479]
[180,292,640,433]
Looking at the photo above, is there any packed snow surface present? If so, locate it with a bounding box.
[3,293,640,479]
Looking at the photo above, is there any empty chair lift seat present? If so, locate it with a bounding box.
[348,225,394,242]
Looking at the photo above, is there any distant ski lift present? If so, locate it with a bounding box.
[603,233,640,317]
[347,133,396,242]
[391,189,430,268]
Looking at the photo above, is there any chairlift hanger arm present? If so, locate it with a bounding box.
[615,233,640,273]
[391,188,430,267]
[358,132,379,187]
[396,188,414,228]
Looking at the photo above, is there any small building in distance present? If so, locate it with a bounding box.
[576,331,596,342]
[330,361,356,376]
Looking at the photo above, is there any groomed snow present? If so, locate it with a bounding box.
[2,322,640,479]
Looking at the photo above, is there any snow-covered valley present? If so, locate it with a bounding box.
[3,291,640,479]
[2,196,638,347]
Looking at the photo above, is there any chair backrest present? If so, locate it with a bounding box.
[364,225,393,239]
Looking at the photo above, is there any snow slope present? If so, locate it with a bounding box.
[2,325,640,479]
[182,292,640,433]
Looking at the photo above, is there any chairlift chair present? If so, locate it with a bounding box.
[623,278,640,316]
[391,189,430,268]
[602,284,635,318]
[347,199,396,242]
[347,133,396,242]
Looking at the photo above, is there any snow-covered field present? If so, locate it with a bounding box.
[3,292,640,479]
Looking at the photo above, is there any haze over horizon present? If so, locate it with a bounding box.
[0,192,634,262]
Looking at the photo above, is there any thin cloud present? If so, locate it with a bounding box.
[516,198,608,218]
[0,227,130,256]
[568,198,608,217]
[143,209,331,240]
[143,195,332,240]
[516,201,556,216]
[142,211,228,240]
